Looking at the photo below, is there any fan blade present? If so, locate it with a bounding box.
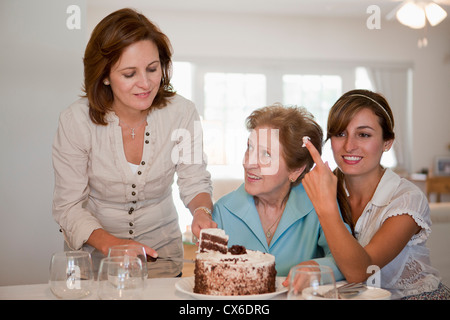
[386,1,406,21]
[434,0,450,6]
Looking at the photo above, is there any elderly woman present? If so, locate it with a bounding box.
[212,104,344,278]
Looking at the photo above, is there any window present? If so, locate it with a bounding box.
[283,74,342,168]
[355,67,375,91]
[171,61,193,100]
[355,67,397,168]
[283,74,342,127]
[203,72,266,167]
[170,60,400,233]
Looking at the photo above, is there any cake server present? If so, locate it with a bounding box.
[146,255,195,263]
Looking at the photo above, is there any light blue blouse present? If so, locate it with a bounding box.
[213,183,344,279]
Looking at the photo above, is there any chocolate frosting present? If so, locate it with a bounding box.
[228,245,247,255]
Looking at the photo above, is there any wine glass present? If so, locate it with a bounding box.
[49,251,94,299]
[287,265,338,300]
[108,244,148,277]
[97,256,145,300]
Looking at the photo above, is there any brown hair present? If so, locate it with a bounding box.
[327,89,395,234]
[83,8,176,125]
[245,104,323,185]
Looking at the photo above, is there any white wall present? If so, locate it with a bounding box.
[89,7,450,174]
[0,0,86,285]
[1,1,449,286]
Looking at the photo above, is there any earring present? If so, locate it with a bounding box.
[289,178,295,183]
[103,80,110,85]
[384,148,389,152]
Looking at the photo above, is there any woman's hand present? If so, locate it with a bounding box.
[188,193,217,239]
[282,261,319,289]
[302,139,338,218]
[191,209,217,239]
[87,229,158,258]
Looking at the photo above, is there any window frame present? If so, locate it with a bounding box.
[171,57,408,233]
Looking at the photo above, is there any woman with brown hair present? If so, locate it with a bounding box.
[303,89,449,299]
[52,8,215,277]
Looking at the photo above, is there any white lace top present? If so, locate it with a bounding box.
[354,168,441,299]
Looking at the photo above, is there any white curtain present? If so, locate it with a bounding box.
[365,66,412,174]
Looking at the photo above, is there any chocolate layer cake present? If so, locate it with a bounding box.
[198,228,228,254]
[194,228,276,296]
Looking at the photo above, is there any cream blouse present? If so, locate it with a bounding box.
[52,95,212,276]
[354,168,441,299]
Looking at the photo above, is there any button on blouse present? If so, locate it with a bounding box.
[52,95,212,253]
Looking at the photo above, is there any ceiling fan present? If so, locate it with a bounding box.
[386,0,450,29]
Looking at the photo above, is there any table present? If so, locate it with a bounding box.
[426,174,450,202]
[0,278,287,300]
[0,278,190,300]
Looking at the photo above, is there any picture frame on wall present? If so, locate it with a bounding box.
[435,156,450,176]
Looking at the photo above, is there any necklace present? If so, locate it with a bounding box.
[265,212,283,239]
[119,117,147,139]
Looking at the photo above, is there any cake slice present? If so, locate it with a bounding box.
[198,228,229,254]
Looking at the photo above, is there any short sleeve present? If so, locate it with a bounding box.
[382,188,431,246]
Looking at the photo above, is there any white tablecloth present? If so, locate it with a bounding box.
[0,278,187,300]
[0,278,288,300]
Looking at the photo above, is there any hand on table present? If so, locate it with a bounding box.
[282,261,319,290]
[88,228,158,258]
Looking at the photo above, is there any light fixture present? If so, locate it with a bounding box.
[396,1,426,28]
[425,2,448,26]
[395,1,447,29]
